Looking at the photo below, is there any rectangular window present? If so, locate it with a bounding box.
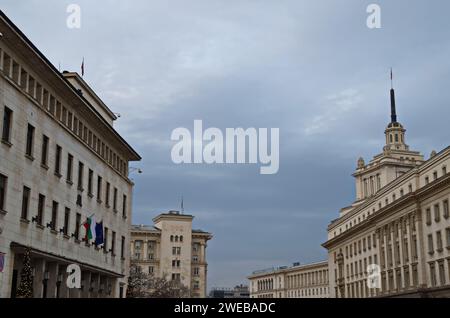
[88,169,93,196]
[428,234,434,255]
[426,208,432,225]
[444,200,449,219]
[104,227,108,251]
[63,207,70,236]
[51,201,58,231]
[113,188,118,211]
[446,228,450,248]
[2,106,13,143]
[21,186,31,219]
[25,124,35,157]
[105,182,110,207]
[67,154,73,183]
[75,213,81,240]
[429,263,437,287]
[37,194,45,226]
[436,231,443,252]
[438,261,446,286]
[77,162,84,190]
[434,204,441,223]
[111,231,116,256]
[41,135,49,167]
[122,194,127,218]
[121,236,126,259]
[97,176,102,202]
[55,145,62,176]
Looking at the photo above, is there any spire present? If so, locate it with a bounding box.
[390,68,397,123]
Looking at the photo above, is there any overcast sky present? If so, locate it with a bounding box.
[2,0,450,289]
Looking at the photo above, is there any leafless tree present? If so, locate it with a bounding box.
[127,264,191,298]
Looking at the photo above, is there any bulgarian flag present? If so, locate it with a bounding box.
[83,215,96,242]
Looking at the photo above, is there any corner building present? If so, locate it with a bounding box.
[0,11,141,297]
[323,86,450,298]
[130,211,212,298]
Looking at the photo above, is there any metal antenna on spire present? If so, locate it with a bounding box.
[390,68,397,123]
[181,196,184,214]
[390,67,393,89]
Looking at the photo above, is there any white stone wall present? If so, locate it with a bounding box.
[0,40,135,297]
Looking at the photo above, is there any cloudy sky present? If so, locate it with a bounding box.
[2,0,450,289]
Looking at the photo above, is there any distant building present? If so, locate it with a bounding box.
[248,261,329,298]
[130,211,212,298]
[0,11,141,298]
[323,85,450,298]
[209,284,250,298]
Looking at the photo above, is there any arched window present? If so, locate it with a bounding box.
[390,134,393,143]
[395,134,399,142]
[175,235,178,242]
[170,235,174,242]
[180,235,183,242]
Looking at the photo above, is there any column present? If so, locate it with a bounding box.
[32,258,45,298]
[46,262,58,298]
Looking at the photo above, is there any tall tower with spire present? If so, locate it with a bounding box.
[341,71,424,216]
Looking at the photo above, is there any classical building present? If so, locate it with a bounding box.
[323,85,450,298]
[209,285,250,298]
[130,211,212,298]
[248,261,329,298]
[0,11,141,297]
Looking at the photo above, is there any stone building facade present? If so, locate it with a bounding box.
[323,87,450,298]
[130,211,212,298]
[0,11,141,298]
[248,261,329,298]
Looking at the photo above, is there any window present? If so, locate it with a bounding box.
[433,171,438,181]
[51,201,58,231]
[149,267,154,274]
[25,124,35,157]
[111,231,116,255]
[428,234,434,255]
[436,231,443,252]
[121,236,126,259]
[122,194,127,218]
[21,186,30,219]
[66,154,73,183]
[2,106,13,143]
[97,176,102,202]
[429,263,437,287]
[444,200,449,219]
[88,169,93,196]
[41,135,49,167]
[438,261,446,286]
[170,235,174,242]
[63,207,70,236]
[55,145,62,176]
[113,188,118,211]
[425,176,429,185]
[75,213,81,240]
[193,267,199,276]
[434,204,440,223]
[193,255,198,262]
[172,247,176,255]
[408,184,413,193]
[426,208,432,225]
[37,194,45,226]
[104,227,108,251]
[105,182,110,207]
[180,235,183,242]
[447,228,450,248]
[77,162,84,190]
[443,166,447,175]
